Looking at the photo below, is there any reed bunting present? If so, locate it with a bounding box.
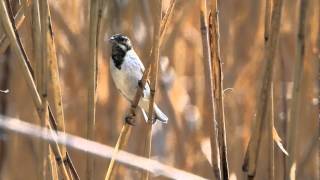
[108,34,168,124]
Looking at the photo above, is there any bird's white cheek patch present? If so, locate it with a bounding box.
[118,44,127,51]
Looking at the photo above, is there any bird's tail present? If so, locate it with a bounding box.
[141,105,168,124]
[154,105,168,123]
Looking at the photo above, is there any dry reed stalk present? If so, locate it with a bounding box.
[48,108,79,180]
[32,0,41,86]
[0,0,42,108]
[159,0,176,46]
[266,1,274,179]
[208,1,229,179]
[48,148,58,180]
[0,0,45,178]
[35,1,51,179]
[39,0,54,178]
[242,0,283,178]
[264,0,272,42]
[0,4,25,54]
[104,1,176,179]
[141,1,162,180]
[0,1,75,179]
[45,111,71,180]
[87,0,102,179]
[286,1,309,179]
[104,125,131,180]
[0,115,208,180]
[200,0,221,179]
[45,3,75,180]
[31,0,44,178]
[46,1,68,172]
[45,4,79,178]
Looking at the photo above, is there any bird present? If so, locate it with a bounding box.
[108,34,168,124]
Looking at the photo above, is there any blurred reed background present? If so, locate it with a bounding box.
[0,0,319,179]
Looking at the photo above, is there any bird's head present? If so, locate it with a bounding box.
[108,34,132,52]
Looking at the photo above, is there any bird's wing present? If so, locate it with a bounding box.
[126,49,150,97]
[138,59,145,74]
[128,49,145,73]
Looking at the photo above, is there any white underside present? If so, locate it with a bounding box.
[109,49,168,123]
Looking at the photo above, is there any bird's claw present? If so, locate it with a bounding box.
[151,118,157,124]
[125,114,136,126]
[147,116,156,125]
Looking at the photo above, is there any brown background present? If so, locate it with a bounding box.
[0,0,318,179]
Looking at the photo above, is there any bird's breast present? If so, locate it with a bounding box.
[110,57,141,100]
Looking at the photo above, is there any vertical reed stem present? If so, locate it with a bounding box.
[209,0,229,178]
[39,0,50,177]
[142,2,162,179]
[0,1,76,179]
[200,0,221,179]
[87,0,102,179]
[45,2,72,180]
[31,0,44,178]
[287,1,309,179]
[242,0,283,178]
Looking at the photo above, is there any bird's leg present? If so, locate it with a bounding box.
[151,113,157,124]
[151,117,156,124]
[125,114,136,126]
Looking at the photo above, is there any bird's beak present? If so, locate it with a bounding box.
[108,36,115,43]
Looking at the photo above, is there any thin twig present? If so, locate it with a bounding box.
[159,0,176,46]
[209,0,229,178]
[242,0,283,177]
[200,0,221,179]
[286,0,309,179]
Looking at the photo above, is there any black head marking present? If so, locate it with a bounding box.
[109,34,132,69]
[109,34,132,51]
